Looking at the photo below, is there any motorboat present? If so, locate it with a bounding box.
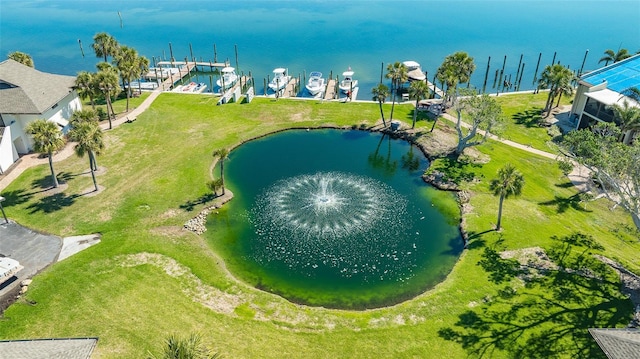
[339,67,358,93]
[216,66,238,89]
[305,71,326,96]
[268,68,291,92]
[403,60,426,82]
[194,82,207,93]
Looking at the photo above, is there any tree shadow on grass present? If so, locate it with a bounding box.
[26,192,80,214]
[555,181,577,189]
[438,232,634,358]
[30,172,74,191]
[179,193,216,212]
[539,193,590,213]
[512,108,544,128]
[0,189,33,207]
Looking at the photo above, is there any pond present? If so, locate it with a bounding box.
[205,129,464,309]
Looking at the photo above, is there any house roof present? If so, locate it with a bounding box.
[0,337,98,358]
[589,328,640,359]
[580,54,640,94]
[0,59,76,115]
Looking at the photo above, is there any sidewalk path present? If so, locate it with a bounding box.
[439,105,593,193]
[0,89,162,192]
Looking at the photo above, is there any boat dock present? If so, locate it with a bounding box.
[426,80,446,99]
[324,78,337,100]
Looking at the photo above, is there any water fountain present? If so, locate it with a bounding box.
[207,129,463,309]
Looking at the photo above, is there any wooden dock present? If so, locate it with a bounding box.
[426,80,446,99]
[324,78,337,100]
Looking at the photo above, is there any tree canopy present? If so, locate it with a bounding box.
[8,51,34,67]
[452,90,504,157]
[561,122,640,229]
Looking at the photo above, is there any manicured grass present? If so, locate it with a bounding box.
[0,93,637,358]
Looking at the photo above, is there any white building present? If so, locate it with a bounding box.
[0,59,80,174]
[570,54,640,144]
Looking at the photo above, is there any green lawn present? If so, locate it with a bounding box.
[0,93,637,358]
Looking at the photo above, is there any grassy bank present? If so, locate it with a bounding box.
[0,93,637,358]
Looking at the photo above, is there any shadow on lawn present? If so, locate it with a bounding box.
[539,193,591,213]
[26,192,80,214]
[180,193,217,212]
[512,108,544,128]
[438,232,634,358]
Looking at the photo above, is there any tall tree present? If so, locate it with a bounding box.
[561,122,640,229]
[93,63,121,129]
[68,120,104,192]
[598,48,631,66]
[371,83,390,127]
[114,45,149,111]
[75,71,96,109]
[385,62,408,121]
[8,51,34,67]
[537,64,574,117]
[25,119,66,188]
[147,333,221,359]
[92,32,119,62]
[436,52,476,106]
[69,109,101,170]
[408,80,429,129]
[489,163,525,230]
[452,90,504,157]
[213,148,229,195]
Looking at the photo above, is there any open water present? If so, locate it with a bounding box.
[1,0,639,97]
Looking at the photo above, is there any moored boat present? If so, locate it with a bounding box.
[216,66,238,89]
[305,71,326,96]
[403,60,426,82]
[268,68,291,91]
[339,67,358,93]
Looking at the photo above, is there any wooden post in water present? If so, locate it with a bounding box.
[497,55,506,95]
[551,51,557,65]
[514,54,523,89]
[169,42,174,63]
[532,52,542,86]
[189,43,194,62]
[432,74,437,98]
[264,78,267,96]
[209,60,213,72]
[493,69,499,89]
[209,75,213,94]
[235,44,239,75]
[482,56,491,93]
[162,50,166,61]
[213,44,218,63]
[579,49,589,77]
[517,63,525,91]
[380,62,384,84]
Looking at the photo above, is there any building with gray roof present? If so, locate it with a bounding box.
[589,328,640,359]
[0,59,80,174]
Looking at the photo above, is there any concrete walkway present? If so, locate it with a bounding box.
[0,89,162,192]
[439,104,594,193]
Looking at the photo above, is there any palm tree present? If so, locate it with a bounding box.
[114,45,149,111]
[408,81,430,129]
[622,86,640,103]
[75,71,96,109]
[69,109,101,170]
[92,32,119,62]
[25,119,66,188]
[371,83,390,127]
[436,52,476,105]
[598,48,631,66]
[213,148,229,195]
[385,62,408,121]
[608,100,640,144]
[489,163,525,231]
[8,51,34,67]
[147,333,221,359]
[93,63,121,129]
[537,64,574,117]
[68,120,104,191]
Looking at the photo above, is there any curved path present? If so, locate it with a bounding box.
[0,89,163,192]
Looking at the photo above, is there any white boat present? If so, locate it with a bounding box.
[339,67,358,93]
[216,66,238,89]
[403,60,426,82]
[127,81,158,90]
[194,82,207,93]
[268,68,291,91]
[0,257,23,285]
[305,71,326,96]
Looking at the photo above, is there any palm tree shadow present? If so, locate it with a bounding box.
[30,172,75,191]
[0,189,33,207]
[512,108,544,128]
[438,233,634,358]
[539,193,590,213]
[26,192,80,214]
[180,193,216,212]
